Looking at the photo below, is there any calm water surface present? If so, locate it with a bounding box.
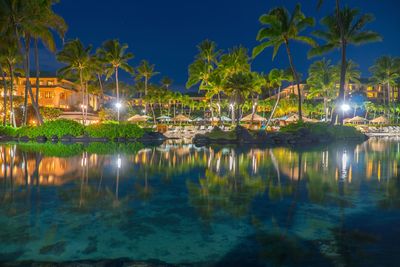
[0,138,399,266]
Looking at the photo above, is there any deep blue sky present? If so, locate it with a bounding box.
[40,0,400,90]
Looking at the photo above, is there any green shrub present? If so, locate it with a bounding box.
[17,119,85,138]
[280,122,365,140]
[205,127,237,140]
[0,126,18,137]
[85,122,144,139]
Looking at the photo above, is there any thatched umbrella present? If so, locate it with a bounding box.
[241,113,266,122]
[370,116,389,125]
[173,114,191,123]
[285,114,300,123]
[347,116,368,125]
[127,114,148,122]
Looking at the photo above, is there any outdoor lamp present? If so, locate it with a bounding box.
[117,156,122,169]
[341,103,350,112]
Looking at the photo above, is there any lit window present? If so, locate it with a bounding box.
[44,92,54,99]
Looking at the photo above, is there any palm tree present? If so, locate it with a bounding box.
[0,37,20,127]
[335,60,360,99]
[0,0,55,125]
[30,0,67,116]
[186,40,220,117]
[223,72,254,125]
[160,76,173,90]
[136,60,158,113]
[266,69,287,128]
[0,63,6,126]
[253,4,315,121]
[97,39,134,120]
[56,39,92,123]
[309,6,381,124]
[307,59,338,121]
[136,60,158,97]
[369,56,400,109]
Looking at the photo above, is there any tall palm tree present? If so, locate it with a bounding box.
[0,36,20,127]
[0,63,6,126]
[253,4,315,121]
[136,60,158,114]
[0,0,52,125]
[57,39,92,123]
[30,0,67,116]
[160,76,173,90]
[309,6,381,123]
[307,59,338,121]
[266,69,287,128]
[369,56,399,108]
[186,40,220,117]
[97,39,134,120]
[136,60,158,97]
[223,72,254,125]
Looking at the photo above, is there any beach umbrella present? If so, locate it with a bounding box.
[347,116,368,124]
[285,114,300,122]
[127,114,148,122]
[241,113,266,122]
[173,114,191,122]
[369,116,389,125]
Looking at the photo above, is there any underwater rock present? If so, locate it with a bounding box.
[39,241,66,255]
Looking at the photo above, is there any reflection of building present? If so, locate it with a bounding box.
[3,77,99,111]
[0,147,99,186]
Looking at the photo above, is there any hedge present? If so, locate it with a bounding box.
[0,126,18,137]
[1,119,146,140]
[16,119,85,138]
[280,122,365,140]
[85,122,144,139]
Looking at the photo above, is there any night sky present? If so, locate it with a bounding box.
[39,0,400,90]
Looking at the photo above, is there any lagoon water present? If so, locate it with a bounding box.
[0,138,399,266]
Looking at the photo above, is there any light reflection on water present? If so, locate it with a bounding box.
[0,137,399,266]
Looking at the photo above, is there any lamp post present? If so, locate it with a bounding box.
[230,103,235,124]
[115,102,122,122]
[80,104,87,125]
[341,103,350,124]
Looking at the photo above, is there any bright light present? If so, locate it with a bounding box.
[117,156,122,169]
[115,102,122,109]
[341,103,350,112]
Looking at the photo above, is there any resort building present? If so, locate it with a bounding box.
[1,77,100,111]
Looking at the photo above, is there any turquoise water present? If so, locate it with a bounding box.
[0,138,399,266]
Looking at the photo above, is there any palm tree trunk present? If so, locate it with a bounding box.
[34,38,40,104]
[336,41,347,125]
[115,67,120,121]
[23,36,31,126]
[150,103,156,124]
[79,70,85,124]
[324,97,328,121]
[8,64,16,127]
[266,86,281,130]
[284,42,302,121]
[1,65,7,126]
[97,74,104,108]
[23,36,43,125]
